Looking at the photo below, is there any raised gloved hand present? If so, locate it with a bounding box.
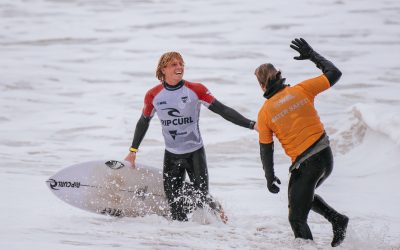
[266,176,281,194]
[290,38,314,60]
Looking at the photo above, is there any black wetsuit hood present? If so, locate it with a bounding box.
[263,78,287,99]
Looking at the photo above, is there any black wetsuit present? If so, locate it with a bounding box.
[130,80,255,221]
[259,40,348,247]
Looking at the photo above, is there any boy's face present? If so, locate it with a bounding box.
[162,58,184,85]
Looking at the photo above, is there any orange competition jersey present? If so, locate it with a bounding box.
[258,75,330,162]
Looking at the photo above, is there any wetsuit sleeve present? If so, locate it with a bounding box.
[186,82,255,129]
[130,88,157,149]
[260,142,275,181]
[130,114,151,149]
[309,50,342,86]
[208,99,255,129]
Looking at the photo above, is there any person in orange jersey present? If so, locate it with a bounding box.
[255,38,348,247]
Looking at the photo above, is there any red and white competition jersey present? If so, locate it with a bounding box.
[142,80,215,154]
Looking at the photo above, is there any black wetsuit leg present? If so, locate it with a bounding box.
[185,147,209,205]
[288,147,333,240]
[163,147,209,221]
[163,150,188,221]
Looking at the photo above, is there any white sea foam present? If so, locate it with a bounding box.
[1,0,400,249]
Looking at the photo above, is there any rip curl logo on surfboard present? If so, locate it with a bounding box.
[105,160,125,170]
[47,179,81,190]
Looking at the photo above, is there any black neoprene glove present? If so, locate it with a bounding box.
[290,38,313,60]
[290,37,342,86]
[267,176,281,194]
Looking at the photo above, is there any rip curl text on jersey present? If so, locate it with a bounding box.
[143,81,215,154]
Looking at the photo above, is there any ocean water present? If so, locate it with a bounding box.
[1,0,399,249]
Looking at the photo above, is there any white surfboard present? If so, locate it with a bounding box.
[46,160,169,217]
[46,160,227,222]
